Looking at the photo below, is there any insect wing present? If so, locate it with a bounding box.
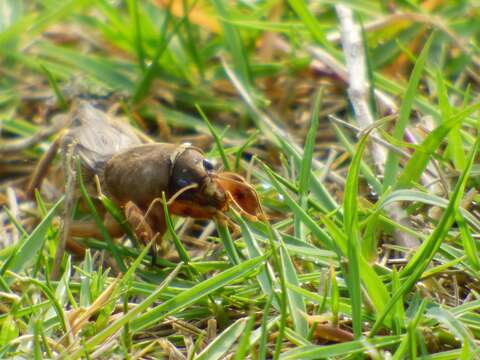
[72,103,141,171]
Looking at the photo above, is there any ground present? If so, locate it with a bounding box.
[0,1,479,359]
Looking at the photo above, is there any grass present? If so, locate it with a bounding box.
[1,1,480,359]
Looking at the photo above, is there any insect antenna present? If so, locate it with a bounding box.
[143,183,199,221]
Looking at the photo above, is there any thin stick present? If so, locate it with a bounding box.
[336,4,420,249]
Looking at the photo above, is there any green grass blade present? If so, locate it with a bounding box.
[287,0,333,51]
[196,104,230,171]
[392,300,426,360]
[161,192,191,265]
[195,318,247,360]
[98,193,141,249]
[391,267,405,335]
[131,3,180,104]
[295,89,322,241]
[397,101,480,188]
[370,133,479,336]
[383,34,432,189]
[216,220,241,265]
[4,196,63,276]
[343,133,370,338]
[127,0,146,71]
[39,63,67,109]
[321,215,391,323]
[79,250,92,307]
[280,335,402,359]
[131,254,267,332]
[332,123,382,195]
[437,70,465,170]
[258,295,273,359]
[456,211,480,270]
[280,241,308,337]
[211,0,251,87]
[428,306,476,350]
[376,189,480,230]
[402,136,479,277]
[278,138,339,213]
[261,163,335,251]
[234,314,256,359]
[328,266,339,326]
[76,158,126,273]
[74,264,182,358]
[231,211,278,309]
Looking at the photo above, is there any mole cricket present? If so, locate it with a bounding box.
[27,101,264,253]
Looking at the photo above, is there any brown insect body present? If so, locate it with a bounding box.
[104,143,228,218]
[29,101,263,249]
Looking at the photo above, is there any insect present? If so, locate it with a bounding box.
[27,101,264,251]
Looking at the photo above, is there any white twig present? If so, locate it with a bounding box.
[336,4,420,249]
[336,4,386,174]
[6,187,19,245]
[273,37,399,115]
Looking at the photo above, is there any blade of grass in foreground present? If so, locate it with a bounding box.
[456,210,480,270]
[295,89,321,241]
[427,306,476,351]
[234,314,256,359]
[131,254,268,332]
[216,220,241,265]
[261,162,335,251]
[332,123,382,195]
[397,100,480,188]
[370,133,479,336]
[402,134,479,277]
[320,215,391,324]
[343,133,370,339]
[376,189,480,231]
[280,241,308,337]
[231,211,278,309]
[195,318,247,360]
[3,196,63,276]
[437,70,465,170]
[383,34,432,189]
[161,192,192,267]
[392,300,426,360]
[40,64,67,110]
[280,335,402,360]
[196,104,230,171]
[70,264,182,359]
[263,162,391,324]
[131,3,183,104]
[127,0,146,71]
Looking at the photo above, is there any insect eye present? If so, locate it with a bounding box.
[176,178,190,188]
[203,159,214,172]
